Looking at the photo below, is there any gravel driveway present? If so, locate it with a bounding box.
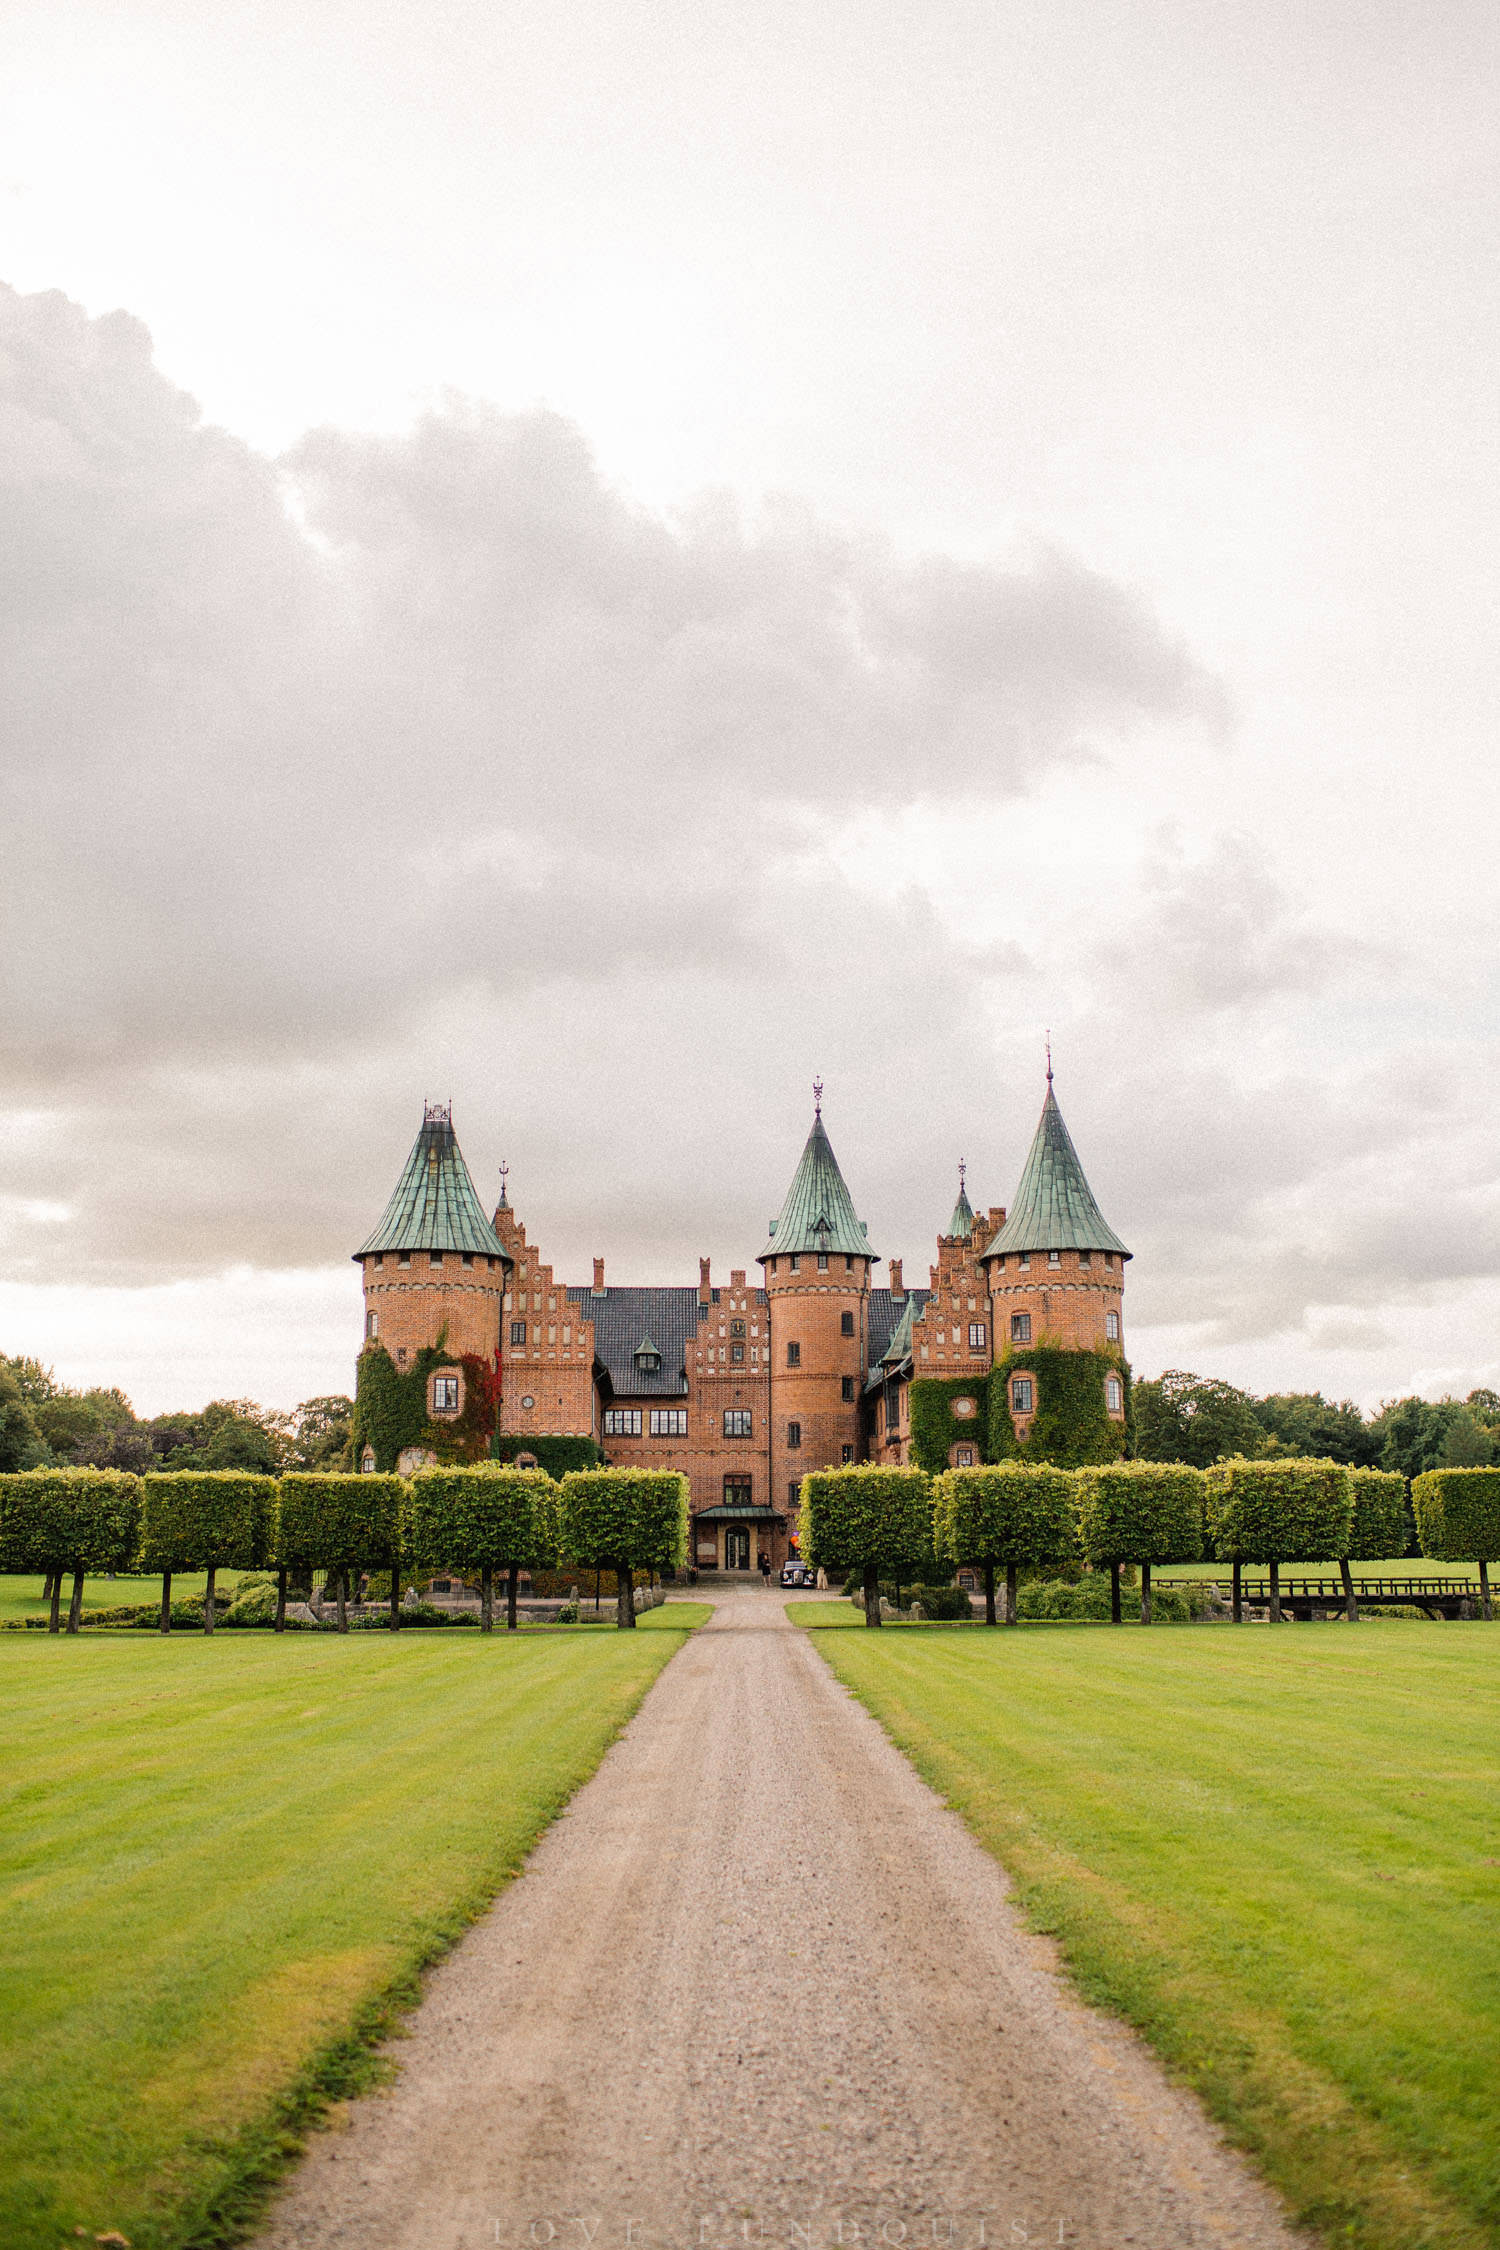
[256,1589,1301,2250]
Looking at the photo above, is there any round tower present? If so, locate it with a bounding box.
[979,1069,1129,1445]
[760,1087,875,1542]
[353,1105,512,1457]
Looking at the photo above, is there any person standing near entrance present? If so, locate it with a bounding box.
[758,1550,771,1584]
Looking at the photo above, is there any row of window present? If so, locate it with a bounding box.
[768,1254,863,1275]
[993,1249,1117,1271]
[1009,1374,1123,1414]
[368,1251,502,1271]
[1003,1310,1120,1344]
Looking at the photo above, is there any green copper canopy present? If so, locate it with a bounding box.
[947,1178,975,1240]
[760,1110,873,1261]
[982,1081,1130,1260]
[355,1106,509,1261]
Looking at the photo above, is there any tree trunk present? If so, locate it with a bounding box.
[1340,1555,1358,1623]
[863,1562,882,1627]
[1140,1560,1152,1627]
[336,1569,348,1632]
[41,1569,55,1606]
[66,1568,85,1633]
[1004,1562,1018,1627]
[617,1562,635,1628]
[1268,1559,1281,1624]
[1481,1560,1492,1622]
[1110,1560,1122,1625]
[160,1569,173,1635]
[983,1560,996,1627]
[204,1563,217,1635]
[48,1569,63,1633]
[481,1564,494,1634]
[507,1564,519,1631]
[1232,1561,1242,1624]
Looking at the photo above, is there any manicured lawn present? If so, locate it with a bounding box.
[0,1609,707,2250]
[0,1571,250,1623]
[799,1607,1500,2250]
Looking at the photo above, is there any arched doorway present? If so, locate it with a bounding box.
[724,1525,751,1572]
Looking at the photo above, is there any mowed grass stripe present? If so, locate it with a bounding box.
[0,1612,707,2250]
[799,1609,1500,2250]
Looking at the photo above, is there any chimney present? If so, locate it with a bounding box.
[988,1207,1005,1234]
[699,1256,712,1302]
[592,1257,606,1295]
[889,1257,904,1298]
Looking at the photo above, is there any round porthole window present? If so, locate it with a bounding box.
[520,1393,535,1410]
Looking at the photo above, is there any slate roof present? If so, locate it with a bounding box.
[865,1287,930,1383]
[981,1082,1130,1260]
[356,1108,509,1261]
[760,1112,873,1261]
[564,1284,768,1398]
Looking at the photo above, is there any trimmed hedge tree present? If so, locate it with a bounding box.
[799,1466,932,1627]
[933,1462,1075,1625]
[1341,1467,1408,1621]
[1075,1460,1205,1624]
[1206,1457,1353,1623]
[277,1473,406,1632]
[0,1468,141,1632]
[1413,1465,1500,1619]
[138,1471,276,1634]
[558,1469,688,1626]
[409,1465,556,1630]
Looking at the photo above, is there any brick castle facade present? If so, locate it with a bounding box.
[353,1076,1130,1572]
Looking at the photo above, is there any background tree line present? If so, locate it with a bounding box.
[0,1355,352,1477]
[1132,1371,1500,1477]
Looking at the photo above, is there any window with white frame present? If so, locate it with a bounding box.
[968,1322,987,1351]
[724,1409,752,1437]
[955,1445,975,1467]
[1010,1312,1031,1344]
[365,1309,378,1339]
[1011,1376,1034,1413]
[649,1409,688,1437]
[603,1407,642,1436]
[1048,1249,1061,1267]
[1105,1310,1120,1339]
[1106,1376,1123,1412]
[431,1374,460,1413]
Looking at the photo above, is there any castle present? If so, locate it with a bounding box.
[351,1075,1131,1572]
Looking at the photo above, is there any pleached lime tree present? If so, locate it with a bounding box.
[799,1465,933,1626]
[409,1465,556,1630]
[1075,1460,1205,1623]
[0,1468,141,1632]
[557,1469,688,1626]
[933,1462,1074,1625]
[1206,1457,1353,1622]
[277,1473,406,1631]
[138,1471,276,1633]
[1340,1467,1408,1620]
[1413,1465,1500,1619]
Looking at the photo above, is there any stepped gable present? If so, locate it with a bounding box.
[759,1109,874,1262]
[355,1104,509,1261]
[564,1283,764,1397]
[981,1077,1130,1261]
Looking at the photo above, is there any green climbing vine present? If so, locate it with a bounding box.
[907,1375,992,1475]
[351,1337,498,1470]
[986,1346,1131,1468]
[490,1432,601,1477]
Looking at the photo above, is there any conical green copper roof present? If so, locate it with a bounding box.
[982,1080,1130,1260]
[882,1293,915,1364]
[947,1178,975,1240]
[760,1110,873,1261]
[355,1106,509,1260]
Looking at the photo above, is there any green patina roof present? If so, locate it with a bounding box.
[947,1179,975,1240]
[355,1107,509,1261]
[982,1081,1130,1260]
[881,1294,915,1364]
[760,1110,873,1262]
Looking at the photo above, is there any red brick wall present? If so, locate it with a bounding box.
[493,1209,598,1441]
[765,1251,873,1545]
[359,1251,506,1369]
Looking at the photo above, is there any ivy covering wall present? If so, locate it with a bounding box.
[351,1341,498,1471]
[908,1376,992,1475]
[986,1348,1130,1468]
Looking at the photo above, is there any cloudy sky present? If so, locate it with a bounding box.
[3,0,1498,1415]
